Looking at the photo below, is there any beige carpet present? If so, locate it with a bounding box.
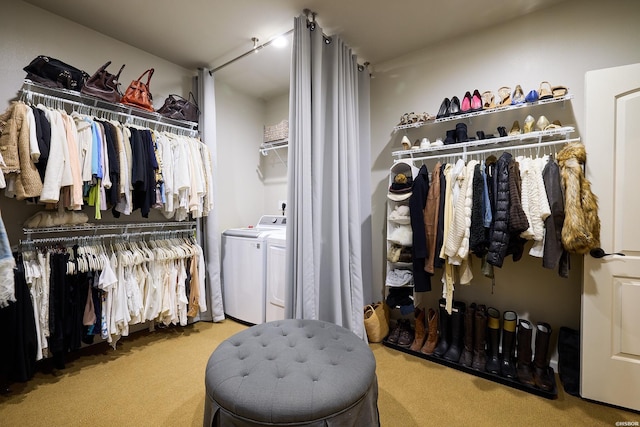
[0,320,636,426]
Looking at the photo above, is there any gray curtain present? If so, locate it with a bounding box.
[285,15,372,338]
[198,68,225,322]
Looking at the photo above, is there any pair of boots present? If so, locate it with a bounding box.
[516,320,554,391]
[428,299,466,362]
[410,308,438,355]
[388,319,414,348]
[459,305,517,377]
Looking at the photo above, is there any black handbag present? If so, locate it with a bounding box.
[23,55,89,91]
[157,92,200,122]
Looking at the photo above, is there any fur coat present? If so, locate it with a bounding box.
[557,142,601,254]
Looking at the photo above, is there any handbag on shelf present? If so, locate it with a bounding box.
[81,61,126,103]
[157,92,200,122]
[23,55,89,91]
[121,68,155,112]
[364,302,390,343]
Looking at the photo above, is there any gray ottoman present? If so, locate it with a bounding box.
[204,319,379,427]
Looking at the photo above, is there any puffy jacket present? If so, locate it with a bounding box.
[487,152,512,267]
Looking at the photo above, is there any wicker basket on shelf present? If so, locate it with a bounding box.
[263,120,289,143]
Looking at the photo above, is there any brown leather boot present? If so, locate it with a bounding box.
[533,322,554,391]
[410,309,426,352]
[420,308,438,355]
[516,319,535,386]
[471,305,487,370]
[459,303,476,367]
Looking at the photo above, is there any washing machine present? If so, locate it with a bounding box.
[265,230,287,322]
[221,215,286,325]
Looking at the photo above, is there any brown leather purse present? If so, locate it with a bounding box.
[121,68,155,111]
[157,93,200,122]
[81,61,125,103]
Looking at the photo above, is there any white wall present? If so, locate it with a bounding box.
[261,92,289,216]
[369,0,640,359]
[214,79,266,231]
[0,1,196,243]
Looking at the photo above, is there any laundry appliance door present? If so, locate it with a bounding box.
[221,233,266,325]
[266,233,286,322]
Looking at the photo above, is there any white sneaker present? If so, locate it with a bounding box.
[431,138,444,147]
[420,137,431,149]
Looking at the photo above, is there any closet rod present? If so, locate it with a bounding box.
[210,28,294,74]
[20,80,198,135]
[398,138,580,163]
[23,221,197,239]
[19,228,195,247]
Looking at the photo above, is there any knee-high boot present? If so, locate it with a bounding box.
[499,311,517,379]
[444,301,466,363]
[459,303,476,367]
[516,319,535,386]
[471,305,487,370]
[533,322,554,391]
[433,299,450,358]
[485,307,501,374]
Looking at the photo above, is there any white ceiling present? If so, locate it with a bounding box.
[23,0,567,101]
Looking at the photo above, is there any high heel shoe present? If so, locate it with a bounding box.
[482,91,495,109]
[471,89,482,111]
[536,116,550,131]
[525,90,539,103]
[511,85,525,105]
[437,97,451,119]
[497,86,511,107]
[449,96,461,115]
[523,115,535,133]
[538,81,553,100]
[509,120,521,136]
[461,91,472,114]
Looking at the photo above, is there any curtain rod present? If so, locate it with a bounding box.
[210,29,295,75]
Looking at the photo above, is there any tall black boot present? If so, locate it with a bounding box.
[444,301,466,363]
[459,303,476,367]
[471,305,487,370]
[499,311,517,379]
[516,319,535,386]
[485,307,501,374]
[433,299,450,357]
[455,122,468,143]
[444,130,456,145]
[533,322,554,391]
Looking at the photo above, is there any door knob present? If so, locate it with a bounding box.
[589,248,625,258]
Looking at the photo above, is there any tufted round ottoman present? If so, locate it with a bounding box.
[204,319,379,427]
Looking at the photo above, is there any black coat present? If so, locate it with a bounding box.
[487,152,512,267]
[542,158,570,277]
[410,164,431,292]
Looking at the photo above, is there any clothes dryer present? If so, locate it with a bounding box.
[265,230,286,322]
[221,216,286,325]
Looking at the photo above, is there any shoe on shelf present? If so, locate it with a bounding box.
[455,122,469,143]
[471,89,483,111]
[525,90,539,103]
[461,91,472,114]
[552,85,569,98]
[449,96,461,115]
[412,139,421,150]
[437,98,451,119]
[482,90,496,109]
[444,129,456,145]
[401,135,411,150]
[536,116,550,131]
[545,119,562,130]
[497,126,507,137]
[476,130,486,140]
[420,137,431,149]
[523,115,535,133]
[509,120,522,136]
[432,138,444,147]
[497,86,511,107]
[538,81,553,99]
[511,85,525,105]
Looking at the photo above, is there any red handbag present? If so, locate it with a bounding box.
[121,68,154,111]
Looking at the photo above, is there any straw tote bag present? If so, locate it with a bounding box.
[364,302,389,343]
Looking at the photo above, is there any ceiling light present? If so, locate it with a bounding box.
[272,36,288,48]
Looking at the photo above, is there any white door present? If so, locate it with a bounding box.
[582,62,640,411]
